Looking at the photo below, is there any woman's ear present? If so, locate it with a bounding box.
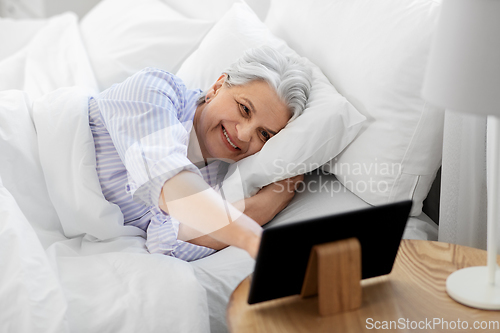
[205,74,227,103]
[212,74,227,95]
[215,73,227,87]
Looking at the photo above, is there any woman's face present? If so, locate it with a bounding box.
[193,75,290,162]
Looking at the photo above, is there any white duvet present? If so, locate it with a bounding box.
[0,14,213,333]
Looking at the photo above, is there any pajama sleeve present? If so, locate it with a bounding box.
[94,67,202,209]
[146,213,216,261]
[145,161,223,261]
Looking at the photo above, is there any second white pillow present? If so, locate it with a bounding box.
[80,0,213,91]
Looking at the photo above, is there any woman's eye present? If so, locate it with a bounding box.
[240,104,250,115]
[261,130,270,141]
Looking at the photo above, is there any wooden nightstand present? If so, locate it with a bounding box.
[227,240,500,332]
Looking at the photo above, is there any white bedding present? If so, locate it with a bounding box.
[0,7,439,333]
[0,14,211,333]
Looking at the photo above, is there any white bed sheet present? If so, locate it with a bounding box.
[0,13,210,333]
[268,173,439,241]
[0,18,47,62]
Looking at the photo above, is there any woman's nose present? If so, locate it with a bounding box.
[236,123,252,142]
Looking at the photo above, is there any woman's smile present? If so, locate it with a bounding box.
[221,125,240,150]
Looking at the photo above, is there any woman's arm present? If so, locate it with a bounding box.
[243,175,304,225]
[159,171,263,258]
[181,175,304,251]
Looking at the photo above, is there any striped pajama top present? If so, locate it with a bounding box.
[88,68,222,261]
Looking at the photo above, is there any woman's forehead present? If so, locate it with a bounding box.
[230,81,288,112]
[231,81,290,128]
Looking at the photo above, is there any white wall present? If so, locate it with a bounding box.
[0,0,45,18]
[45,0,101,18]
[0,0,101,18]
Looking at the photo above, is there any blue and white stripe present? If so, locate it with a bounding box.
[89,68,219,261]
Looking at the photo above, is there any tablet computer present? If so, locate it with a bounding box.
[247,200,412,304]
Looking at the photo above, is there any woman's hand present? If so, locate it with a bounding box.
[243,174,304,226]
[160,171,263,257]
[242,230,261,259]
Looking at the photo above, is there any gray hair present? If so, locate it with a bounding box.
[197,45,312,122]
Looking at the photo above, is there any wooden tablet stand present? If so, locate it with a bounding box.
[300,237,362,316]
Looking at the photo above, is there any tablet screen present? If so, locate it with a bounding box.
[248,200,412,304]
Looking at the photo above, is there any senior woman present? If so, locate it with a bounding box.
[88,46,312,261]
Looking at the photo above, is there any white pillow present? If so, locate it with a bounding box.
[176,2,365,198]
[265,0,445,216]
[79,0,213,91]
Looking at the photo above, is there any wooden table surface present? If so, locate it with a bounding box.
[227,240,500,332]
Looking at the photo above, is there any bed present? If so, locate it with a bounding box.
[0,0,443,332]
